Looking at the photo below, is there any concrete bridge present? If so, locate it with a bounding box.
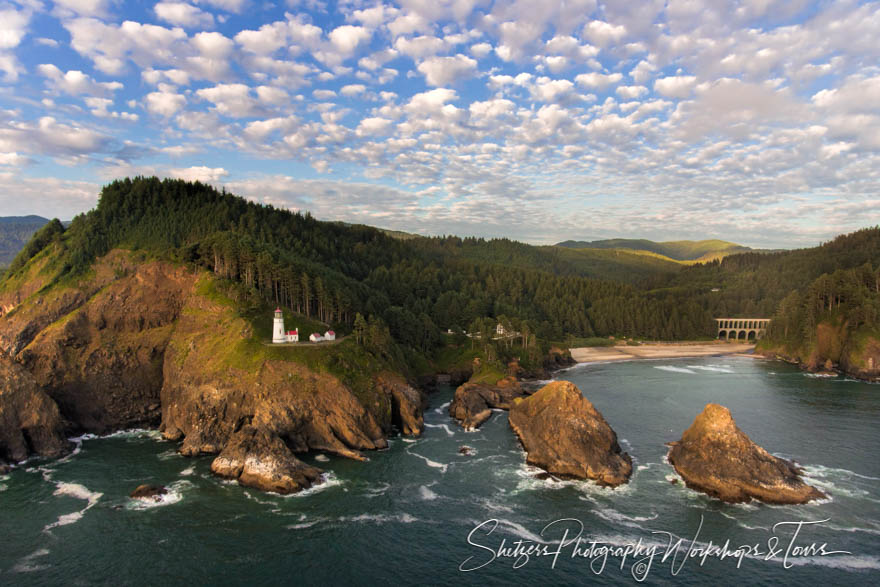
[715,318,771,341]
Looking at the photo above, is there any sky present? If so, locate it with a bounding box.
[0,1,878,248]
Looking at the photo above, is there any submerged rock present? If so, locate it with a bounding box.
[508,381,632,487]
[449,377,526,430]
[130,484,167,500]
[667,403,825,504]
[210,426,323,495]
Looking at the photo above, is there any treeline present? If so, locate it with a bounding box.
[5,178,878,350]
[763,263,880,349]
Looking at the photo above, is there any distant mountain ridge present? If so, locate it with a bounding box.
[555,238,753,262]
[0,216,50,267]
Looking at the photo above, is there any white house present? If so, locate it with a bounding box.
[309,332,323,342]
[496,323,506,336]
[324,330,336,341]
[286,329,299,343]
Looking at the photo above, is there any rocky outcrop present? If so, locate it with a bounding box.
[160,287,389,465]
[130,484,167,500]
[0,249,402,492]
[376,374,426,436]
[449,377,527,430]
[508,381,632,487]
[0,351,69,465]
[667,403,825,504]
[211,426,323,494]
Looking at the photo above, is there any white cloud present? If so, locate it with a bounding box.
[37,64,122,97]
[615,85,648,99]
[154,2,214,28]
[575,71,623,89]
[356,117,393,136]
[582,20,626,47]
[653,75,697,98]
[196,83,260,118]
[53,0,112,18]
[417,54,476,86]
[146,86,187,117]
[169,166,229,182]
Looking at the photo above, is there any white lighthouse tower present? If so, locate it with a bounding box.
[272,308,286,344]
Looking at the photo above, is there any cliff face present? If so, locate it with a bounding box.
[0,249,423,492]
[758,321,880,381]
[0,351,69,466]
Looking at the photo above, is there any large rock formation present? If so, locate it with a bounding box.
[667,403,825,504]
[449,377,527,430]
[211,426,323,494]
[0,249,424,492]
[0,351,69,466]
[508,381,632,487]
[377,374,427,436]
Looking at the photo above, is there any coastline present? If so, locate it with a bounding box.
[570,342,756,363]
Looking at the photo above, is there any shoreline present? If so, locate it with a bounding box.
[570,342,756,364]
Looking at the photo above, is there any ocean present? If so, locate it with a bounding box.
[1,355,878,585]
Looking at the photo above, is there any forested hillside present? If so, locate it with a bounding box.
[3,178,879,350]
[556,238,752,262]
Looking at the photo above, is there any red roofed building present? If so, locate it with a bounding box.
[324,330,336,341]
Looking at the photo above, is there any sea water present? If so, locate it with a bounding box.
[1,356,878,585]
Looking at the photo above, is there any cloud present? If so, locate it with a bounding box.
[37,64,122,97]
[169,166,229,182]
[417,54,476,86]
[154,2,215,29]
[146,86,187,117]
[575,72,623,89]
[196,83,260,118]
[653,75,697,98]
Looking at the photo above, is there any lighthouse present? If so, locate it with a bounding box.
[272,308,286,344]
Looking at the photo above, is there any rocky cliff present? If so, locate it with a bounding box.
[0,250,425,492]
[508,381,632,487]
[449,376,527,430]
[667,403,825,504]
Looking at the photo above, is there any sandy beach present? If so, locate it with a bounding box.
[570,342,756,363]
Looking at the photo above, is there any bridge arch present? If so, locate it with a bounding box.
[718,330,727,340]
[737,330,746,340]
[715,318,770,341]
[747,330,756,341]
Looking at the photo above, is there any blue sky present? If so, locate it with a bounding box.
[0,0,878,248]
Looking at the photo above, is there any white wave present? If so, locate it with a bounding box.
[0,483,6,492]
[780,554,880,571]
[314,454,329,462]
[12,548,51,573]
[363,482,391,497]
[806,373,836,378]
[424,423,455,436]
[418,485,439,500]
[180,466,195,476]
[717,510,769,531]
[127,480,192,510]
[825,523,880,536]
[687,365,735,373]
[340,512,420,524]
[401,438,418,443]
[654,365,697,374]
[434,401,450,414]
[802,463,880,481]
[286,518,327,530]
[282,472,344,498]
[494,518,550,544]
[407,450,448,473]
[44,482,103,531]
[474,497,515,514]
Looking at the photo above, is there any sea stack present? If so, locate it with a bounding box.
[449,377,527,430]
[667,403,825,504]
[507,381,632,487]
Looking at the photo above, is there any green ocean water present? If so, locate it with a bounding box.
[1,356,878,586]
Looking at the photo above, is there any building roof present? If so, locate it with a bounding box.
[326,330,335,335]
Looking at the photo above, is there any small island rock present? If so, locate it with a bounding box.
[210,426,323,495]
[508,381,632,487]
[667,403,825,504]
[130,484,167,500]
